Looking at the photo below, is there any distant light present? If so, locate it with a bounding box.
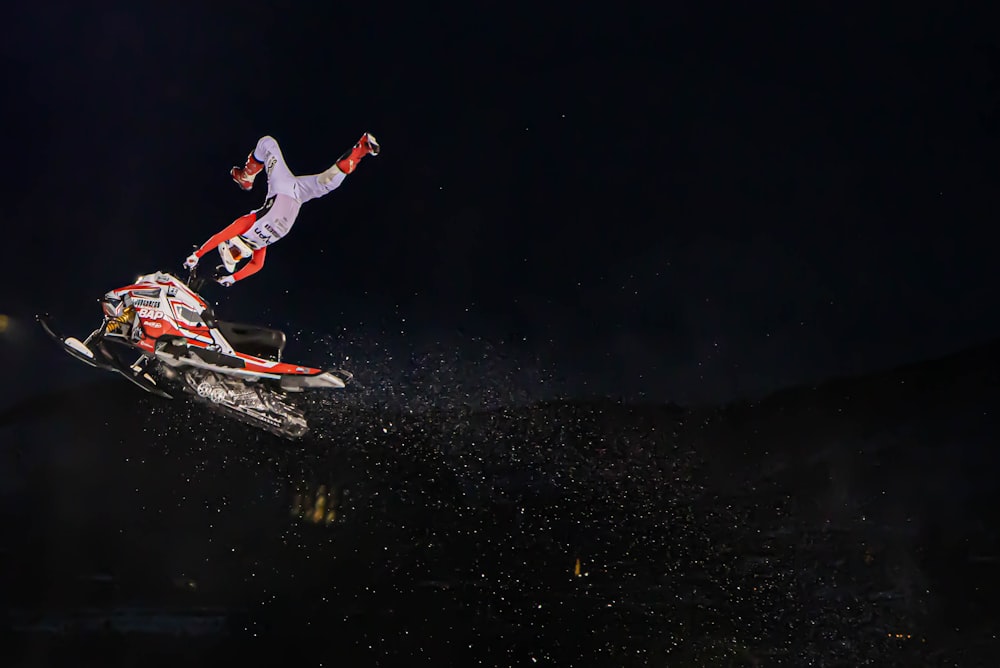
[0,314,8,333]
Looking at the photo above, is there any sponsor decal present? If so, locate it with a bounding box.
[138,307,166,320]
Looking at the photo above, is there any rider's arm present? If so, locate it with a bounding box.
[193,213,256,258]
[232,247,267,282]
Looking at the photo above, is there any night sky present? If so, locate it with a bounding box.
[3,2,999,406]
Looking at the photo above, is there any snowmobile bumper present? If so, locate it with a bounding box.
[279,369,353,392]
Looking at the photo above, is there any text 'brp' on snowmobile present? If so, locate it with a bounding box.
[37,271,352,439]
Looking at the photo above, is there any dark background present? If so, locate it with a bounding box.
[3,4,1000,664]
[2,2,998,407]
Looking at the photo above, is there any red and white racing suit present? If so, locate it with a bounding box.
[192,135,349,282]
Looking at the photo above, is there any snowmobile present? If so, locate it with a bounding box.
[36,270,352,439]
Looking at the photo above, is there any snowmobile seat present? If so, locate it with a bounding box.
[215,320,287,361]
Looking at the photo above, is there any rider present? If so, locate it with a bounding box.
[184,132,380,286]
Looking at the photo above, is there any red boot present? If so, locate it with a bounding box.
[335,132,380,175]
[230,152,264,190]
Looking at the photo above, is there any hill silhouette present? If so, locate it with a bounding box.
[1,336,998,665]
